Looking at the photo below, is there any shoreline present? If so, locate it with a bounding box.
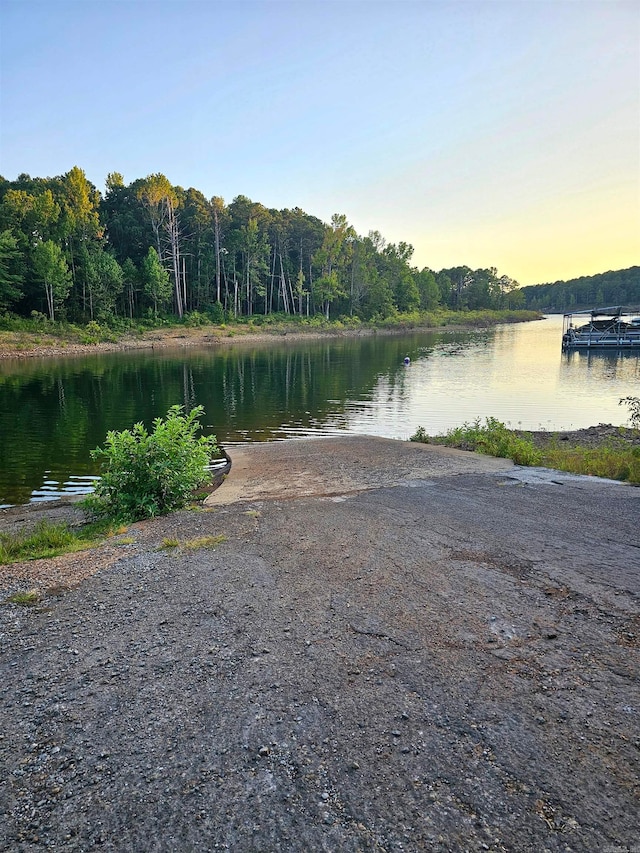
[0,314,540,360]
[0,420,636,517]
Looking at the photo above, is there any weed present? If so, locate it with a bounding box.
[160,535,226,551]
[0,519,114,565]
[5,589,41,605]
[542,445,640,484]
[182,535,226,550]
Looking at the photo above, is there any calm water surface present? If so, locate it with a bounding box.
[1,315,638,506]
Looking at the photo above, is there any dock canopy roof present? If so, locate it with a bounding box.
[563,306,623,318]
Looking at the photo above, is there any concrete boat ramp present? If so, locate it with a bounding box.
[1,436,639,852]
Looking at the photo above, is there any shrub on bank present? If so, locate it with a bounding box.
[85,405,219,522]
[411,418,542,466]
[541,444,640,484]
[620,396,640,430]
[410,417,640,484]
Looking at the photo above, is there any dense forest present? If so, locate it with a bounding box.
[0,167,525,326]
[520,267,640,312]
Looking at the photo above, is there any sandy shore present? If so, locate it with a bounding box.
[1,436,639,851]
[0,324,396,360]
[0,316,536,360]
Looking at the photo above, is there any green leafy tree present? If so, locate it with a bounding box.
[0,187,61,246]
[85,405,219,521]
[210,195,228,306]
[498,274,524,309]
[241,217,270,316]
[101,174,154,269]
[0,229,24,310]
[361,266,394,319]
[520,267,640,311]
[121,257,140,319]
[82,247,124,321]
[439,266,473,309]
[313,272,344,320]
[61,166,101,243]
[312,213,354,317]
[136,174,183,316]
[380,243,420,313]
[415,268,440,310]
[59,167,102,315]
[465,268,495,309]
[32,239,71,320]
[141,246,171,317]
[354,233,393,320]
[181,188,214,311]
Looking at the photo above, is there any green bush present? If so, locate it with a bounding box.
[85,405,219,522]
[184,310,209,327]
[79,320,103,344]
[411,417,542,466]
[208,302,225,324]
[410,418,640,483]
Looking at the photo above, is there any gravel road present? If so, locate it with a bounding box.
[1,437,639,852]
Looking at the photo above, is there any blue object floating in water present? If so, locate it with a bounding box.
[404,356,411,365]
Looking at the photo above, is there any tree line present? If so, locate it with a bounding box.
[0,166,525,325]
[520,267,640,312]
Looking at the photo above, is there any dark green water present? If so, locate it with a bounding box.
[2,317,638,507]
[0,331,452,507]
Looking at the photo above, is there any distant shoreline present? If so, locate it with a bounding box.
[0,313,541,361]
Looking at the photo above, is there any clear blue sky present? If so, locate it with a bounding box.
[1,0,638,285]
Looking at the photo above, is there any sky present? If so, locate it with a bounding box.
[0,0,638,286]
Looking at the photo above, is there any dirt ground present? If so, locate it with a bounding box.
[0,314,542,362]
[1,436,639,852]
[0,323,404,361]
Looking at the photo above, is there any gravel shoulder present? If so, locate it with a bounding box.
[1,437,639,852]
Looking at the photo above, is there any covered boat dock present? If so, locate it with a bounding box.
[561,306,640,351]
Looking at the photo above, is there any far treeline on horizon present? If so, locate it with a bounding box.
[0,167,638,326]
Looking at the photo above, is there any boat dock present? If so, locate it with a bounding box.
[562,306,640,351]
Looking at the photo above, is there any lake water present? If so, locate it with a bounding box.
[1,314,638,507]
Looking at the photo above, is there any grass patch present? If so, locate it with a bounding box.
[5,589,41,606]
[541,445,640,483]
[182,535,227,550]
[160,534,226,551]
[410,418,640,484]
[0,519,114,565]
